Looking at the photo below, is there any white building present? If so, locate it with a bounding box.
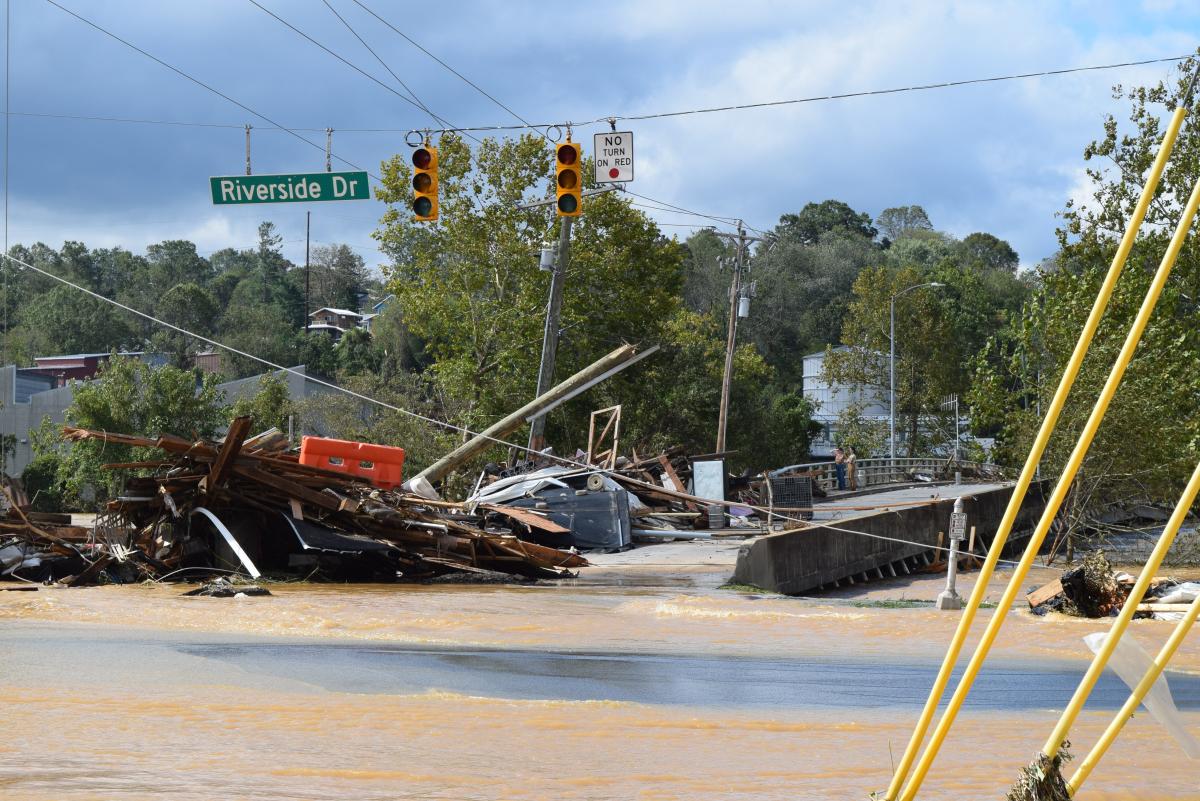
[802,346,888,458]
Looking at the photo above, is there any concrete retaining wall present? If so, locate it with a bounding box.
[732,481,1049,595]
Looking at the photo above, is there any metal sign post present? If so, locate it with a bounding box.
[937,497,966,610]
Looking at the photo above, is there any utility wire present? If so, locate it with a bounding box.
[42,0,381,181]
[320,0,440,130]
[246,0,482,145]
[349,0,543,136]
[12,52,1195,141]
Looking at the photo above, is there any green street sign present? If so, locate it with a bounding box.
[210,171,370,204]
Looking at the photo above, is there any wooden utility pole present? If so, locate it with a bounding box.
[710,223,765,453]
[528,216,573,453]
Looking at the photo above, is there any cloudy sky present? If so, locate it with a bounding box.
[6,0,1199,270]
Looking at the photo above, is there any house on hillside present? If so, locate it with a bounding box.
[306,308,372,340]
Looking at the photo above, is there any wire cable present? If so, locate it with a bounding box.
[246,0,482,145]
[349,0,542,135]
[320,0,440,130]
[42,0,382,181]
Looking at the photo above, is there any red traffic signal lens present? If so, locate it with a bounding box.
[557,194,578,214]
[413,197,433,217]
[557,170,578,190]
[413,173,432,192]
[412,148,432,169]
[556,144,578,166]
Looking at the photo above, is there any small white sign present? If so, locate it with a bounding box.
[949,512,968,541]
[594,131,634,183]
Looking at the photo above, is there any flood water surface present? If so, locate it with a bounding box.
[2,577,1199,800]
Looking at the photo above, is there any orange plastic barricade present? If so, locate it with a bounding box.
[299,436,405,490]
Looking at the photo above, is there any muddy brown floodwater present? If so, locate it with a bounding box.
[1,561,1198,800]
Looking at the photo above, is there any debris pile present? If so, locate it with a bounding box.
[1,418,587,587]
[1026,551,1198,619]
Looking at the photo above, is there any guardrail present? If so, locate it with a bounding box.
[770,457,1004,493]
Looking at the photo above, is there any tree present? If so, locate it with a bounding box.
[969,57,1200,524]
[41,357,227,505]
[876,205,933,242]
[777,199,877,244]
[375,132,684,445]
[230,372,294,433]
[306,244,369,312]
[959,232,1019,273]
[153,282,219,367]
[8,285,138,358]
[825,266,962,456]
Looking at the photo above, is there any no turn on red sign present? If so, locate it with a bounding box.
[594,131,634,183]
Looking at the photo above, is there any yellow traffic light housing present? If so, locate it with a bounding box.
[412,145,438,221]
[555,140,582,217]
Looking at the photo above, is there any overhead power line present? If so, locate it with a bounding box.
[320,0,440,130]
[245,0,482,145]
[349,0,541,133]
[12,52,1194,141]
[43,0,382,181]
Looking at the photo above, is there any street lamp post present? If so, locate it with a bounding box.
[889,282,944,464]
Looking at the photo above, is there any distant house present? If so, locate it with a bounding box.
[371,294,394,315]
[307,307,363,336]
[24,351,168,386]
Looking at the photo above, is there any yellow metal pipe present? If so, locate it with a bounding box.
[898,169,1200,801]
[881,102,1189,801]
[1067,570,1200,793]
[1042,460,1200,759]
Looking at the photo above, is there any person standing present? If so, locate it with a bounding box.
[833,447,847,491]
[847,447,858,490]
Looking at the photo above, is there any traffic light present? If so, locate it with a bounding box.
[555,140,582,217]
[411,144,438,221]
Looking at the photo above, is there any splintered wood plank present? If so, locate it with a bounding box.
[1026,578,1064,608]
[230,465,341,511]
[207,416,252,489]
[481,503,570,534]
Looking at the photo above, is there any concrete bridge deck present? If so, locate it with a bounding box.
[733,479,1049,595]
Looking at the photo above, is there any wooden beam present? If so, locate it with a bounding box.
[230,464,341,511]
[207,416,252,490]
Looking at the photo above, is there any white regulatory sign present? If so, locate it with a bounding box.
[949,512,968,541]
[594,131,634,183]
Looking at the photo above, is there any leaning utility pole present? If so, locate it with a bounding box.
[528,216,572,453]
[709,223,765,453]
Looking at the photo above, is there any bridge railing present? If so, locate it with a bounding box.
[769,457,1003,493]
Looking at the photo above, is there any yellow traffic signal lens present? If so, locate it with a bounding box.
[557,170,578,190]
[557,194,579,215]
[413,173,432,192]
[556,144,578,166]
[414,197,433,217]
[412,148,432,169]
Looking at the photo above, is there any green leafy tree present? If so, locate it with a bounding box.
[777,199,878,244]
[305,244,369,312]
[969,57,1200,519]
[959,232,1019,273]
[230,372,294,434]
[39,357,228,506]
[375,132,684,445]
[152,282,219,367]
[875,205,934,242]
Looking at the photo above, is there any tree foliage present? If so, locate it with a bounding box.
[969,57,1200,512]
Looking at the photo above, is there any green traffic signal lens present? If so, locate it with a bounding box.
[414,197,433,217]
[557,170,578,190]
[556,145,577,166]
[413,173,432,192]
[412,148,432,169]
[557,194,578,214]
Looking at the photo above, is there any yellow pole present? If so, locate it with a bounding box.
[881,102,1189,801]
[898,170,1200,801]
[1041,459,1200,759]
[1067,584,1200,793]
